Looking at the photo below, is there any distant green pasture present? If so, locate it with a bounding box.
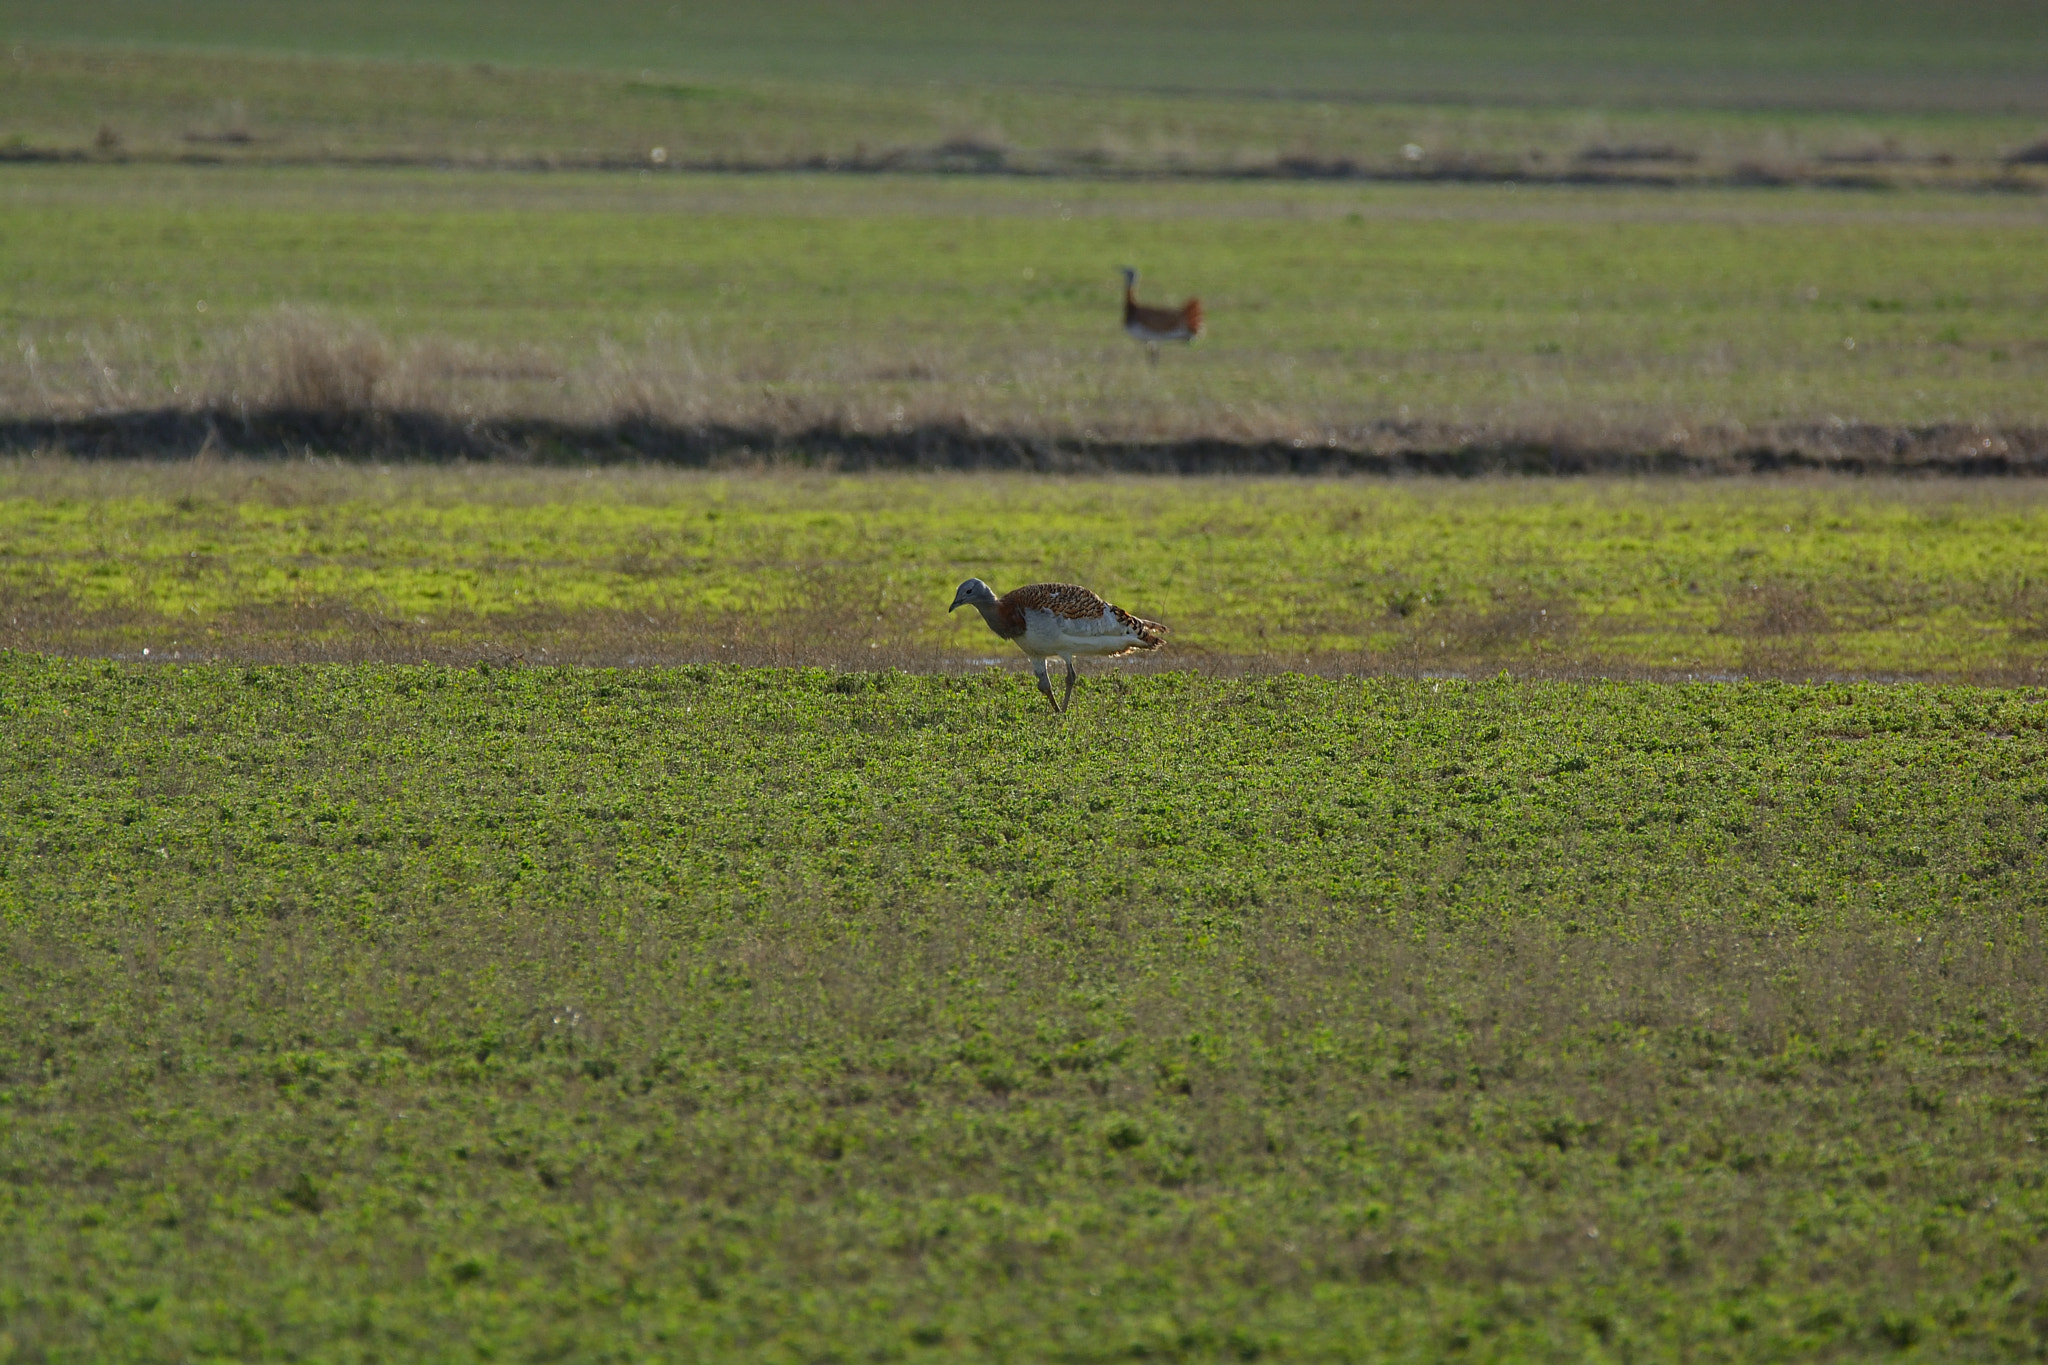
[4,166,2048,434]
[6,0,2047,111]
[5,45,2045,187]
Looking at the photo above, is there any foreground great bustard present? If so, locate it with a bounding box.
[950,579,1167,712]
[1121,266,1203,360]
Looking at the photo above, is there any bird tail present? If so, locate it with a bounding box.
[1182,298,1204,338]
[1105,609,1171,654]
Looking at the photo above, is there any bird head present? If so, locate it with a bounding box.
[949,578,996,613]
[1119,266,1138,290]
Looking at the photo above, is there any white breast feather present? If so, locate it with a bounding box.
[1020,606,1141,656]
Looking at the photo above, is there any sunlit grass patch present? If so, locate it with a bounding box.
[3,460,2045,679]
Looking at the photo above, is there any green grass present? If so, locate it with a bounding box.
[8,6,2048,1359]
[6,165,2048,435]
[2,655,2046,1361]
[8,45,2048,189]
[7,0,2048,111]
[5,463,2047,679]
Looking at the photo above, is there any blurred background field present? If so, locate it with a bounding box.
[6,43,2048,184]
[4,168,2047,447]
[8,0,2048,112]
[4,0,2048,454]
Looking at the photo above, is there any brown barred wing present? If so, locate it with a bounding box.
[1000,582,1112,620]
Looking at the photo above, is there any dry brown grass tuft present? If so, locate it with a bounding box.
[1436,591,1582,660]
[1733,581,1833,638]
[241,309,391,414]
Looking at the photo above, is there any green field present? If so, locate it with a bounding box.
[8,45,2048,190]
[8,0,2048,111]
[3,655,2046,1361]
[4,463,2046,680]
[6,10,2048,448]
[8,3,2048,1359]
[5,165,2048,441]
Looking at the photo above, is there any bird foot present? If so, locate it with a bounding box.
[1036,673,1062,713]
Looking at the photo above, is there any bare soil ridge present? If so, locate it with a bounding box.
[10,140,2048,194]
[7,406,2047,476]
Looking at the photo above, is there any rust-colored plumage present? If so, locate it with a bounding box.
[1121,267,1203,354]
[949,578,1167,712]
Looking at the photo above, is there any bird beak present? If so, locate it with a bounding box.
[947,600,961,612]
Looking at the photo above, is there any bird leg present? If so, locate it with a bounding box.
[1061,657,1077,712]
[1146,342,1160,366]
[1032,659,1061,712]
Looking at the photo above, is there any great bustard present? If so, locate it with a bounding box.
[949,579,1167,712]
[1121,267,1203,361]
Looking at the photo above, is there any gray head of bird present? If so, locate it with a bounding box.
[1119,266,1138,289]
[949,578,998,613]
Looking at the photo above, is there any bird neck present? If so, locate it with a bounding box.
[975,599,1025,638]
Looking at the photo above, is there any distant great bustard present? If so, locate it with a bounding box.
[950,579,1167,712]
[1121,267,1203,360]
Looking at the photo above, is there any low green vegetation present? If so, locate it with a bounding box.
[4,463,2045,679]
[6,6,2048,1358]
[2,655,2045,1361]
[6,45,2047,189]
[5,165,2048,436]
[7,0,2047,111]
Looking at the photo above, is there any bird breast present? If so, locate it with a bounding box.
[1020,605,1143,656]
[1126,319,1192,342]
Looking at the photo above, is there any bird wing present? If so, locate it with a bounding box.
[1001,583,1111,620]
[1127,301,1192,334]
[1005,583,1167,651]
